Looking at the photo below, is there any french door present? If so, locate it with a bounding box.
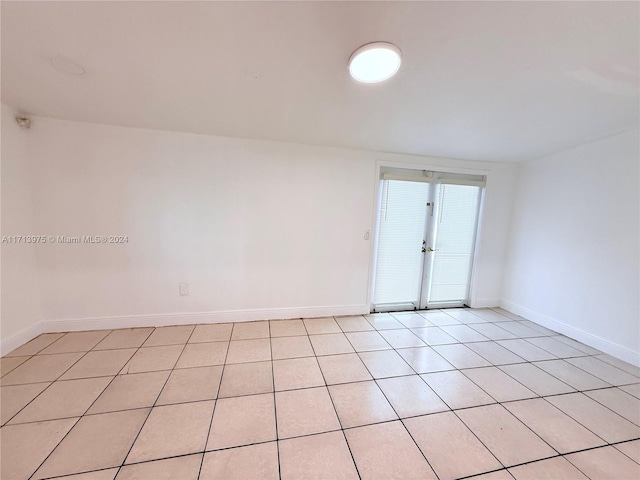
[372,176,482,311]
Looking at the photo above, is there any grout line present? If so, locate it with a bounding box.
[196,323,234,480]
[307,318,362,480]
[5,312,640,480]
[24,328,155,480]
[114,325,196,478]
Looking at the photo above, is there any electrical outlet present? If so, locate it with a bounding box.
[364,230,371,240]
[179,283,189,296]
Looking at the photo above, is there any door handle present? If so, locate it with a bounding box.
[427,247,436,252]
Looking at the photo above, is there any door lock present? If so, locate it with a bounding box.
[421,240,426,253]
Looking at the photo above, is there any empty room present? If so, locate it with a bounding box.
[1,1,639,479]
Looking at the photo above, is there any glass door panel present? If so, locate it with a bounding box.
[424,184,481,306]
[373,180,429,309]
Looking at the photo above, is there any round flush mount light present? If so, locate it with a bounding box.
[348,42,402,83]
[50,56,86,77]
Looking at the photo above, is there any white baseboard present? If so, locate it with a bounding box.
[500,300,640,367]
[0,322,45,356]
[1,304,369,355]
[469,297,500,308]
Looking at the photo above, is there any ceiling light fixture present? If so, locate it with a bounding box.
[349,42,402,84]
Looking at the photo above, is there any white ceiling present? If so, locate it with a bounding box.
[2,1,638,162]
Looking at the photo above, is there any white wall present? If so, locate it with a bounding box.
[1,104,44,342]
[1,112,517,348]
[502,130,640,365]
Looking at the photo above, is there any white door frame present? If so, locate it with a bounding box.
[367,160,489,313]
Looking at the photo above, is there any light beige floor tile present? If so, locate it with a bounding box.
[533,359,610,390]
[1,352,84,385]
[518,321,557,336]
[392,312,433,328]
[456,404,556,467]
[231,321,270,340]
[621,383,640,399]
[201,443,279,480]
[34,409,149,479]
[378,375,448,417]
[61,349,137,380]
[490,309,522,320]
[117,454,201,480]
[496,322,543,338]
[440,324,490,343]
[279,431,358,480]
[433,344,491,369]
[1,382,50,425]
[499,363,575,396]
[157,366,223,405]
[189,323,233,343]
[225,339,271,364]
[364,313,404,330]
[615,439,640,463]
[420,310,461,326]
[496,339,557,362]
[346,421,437,480]
[379,329,426,348]
[120,345,183,374]
[175,341,228,368]
[463,367,536,402]
[317,353,373,385]
[40,331,111,354]
[94,328,153,350]
[345,331,391,351]
[87,371,170,414]
[1,418,77,480]
[276,386,340,438]
[509,456,588,480]
[411,327,458,345]
[468,323,517,340]
[525,337,586,358]
[1,355,31,377]
[585,387,640,425]
[309,333,354,355]
[218,361,273,397]
[303,317,341,334]
[467,341,525,365]
[58,468,119,480]
[329,380,397,428]
[546,392,640,443]
[273,357,324,391]
[10,377,112,424]
[271,335,314,360]
[422,370,495,409]
[126,401,213,463]
[207,393,276,450]
[470,471,515,480]
[504,398,606,453]
[335,315,375,332]
[566,446,640,480]
[269,319,306,337]
[471,309,511,323]
[396,346,454,374]
[444,308,488,324]
[5,333,65,356]
[552,336,601,355]
[142,325,194,346]
[567,356,639,386]
[595,354,640,377]
[405,411,502,480]
[358,349,414,378]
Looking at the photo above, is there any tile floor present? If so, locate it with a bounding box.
[1,308,639,480]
